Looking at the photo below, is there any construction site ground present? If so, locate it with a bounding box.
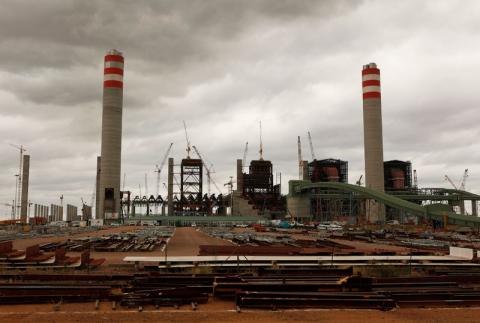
[0,306,479,323]
[3,225,480,321]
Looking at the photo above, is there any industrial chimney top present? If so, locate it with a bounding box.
[107,49,123,56]
[363,62,377,69]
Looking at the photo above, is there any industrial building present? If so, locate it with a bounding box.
[5,56,480,229]
[285,63,480,228]
[103,60,480,228]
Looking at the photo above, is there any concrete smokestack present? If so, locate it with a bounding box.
[20,155,30,222]
[99,50,124,221]
[362,63,385,223]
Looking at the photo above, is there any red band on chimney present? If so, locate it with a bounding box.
[363,92,381,99]
[104,80,123,88]
[105,55,124,63]
[362,80,380,87]
[362,68,380,76]
[104,67,123,75]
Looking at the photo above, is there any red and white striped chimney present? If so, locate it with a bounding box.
[362,63,385,223]
[98,50,124,222]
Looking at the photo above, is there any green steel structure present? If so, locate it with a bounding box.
[288,180,480,228]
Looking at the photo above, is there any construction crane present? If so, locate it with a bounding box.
[444,169,469,191]
[307,131,316,161]
[460,169,469,191]
[297,136,303,180]
[183,121,192,158]
[154,143,173,213]
[192,145,222,194]
[242,142,248,168]
[259,121,264,160]
[155,143,173,197]
[444,175,458,190]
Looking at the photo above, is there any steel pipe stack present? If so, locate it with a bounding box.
[98,50,124,221]
[362,63,385,223]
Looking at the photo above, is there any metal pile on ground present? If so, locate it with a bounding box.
[0,267,479,310]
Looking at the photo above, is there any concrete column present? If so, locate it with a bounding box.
[362,63,385,223]
[236,159,243,192]
[472,200,478,216]
[99,50,124,221]
[20,155,30,222]
[460,201,465,215]
[167,158,174,216]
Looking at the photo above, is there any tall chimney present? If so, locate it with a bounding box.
[98,50,124,221]
[362,63,385,223]
[20,155,30,222]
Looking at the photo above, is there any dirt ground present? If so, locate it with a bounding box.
[0,306,479,323]
[165,227,233,256]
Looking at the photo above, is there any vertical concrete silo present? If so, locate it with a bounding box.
[98,50,124,221]
[362,63,385,223]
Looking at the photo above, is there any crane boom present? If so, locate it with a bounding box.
[307,131,316,160]
[192,145,222,194]
[444,175,458,190]
[155,143,173,197]
[183,121,191,158]
[460,169,468,191]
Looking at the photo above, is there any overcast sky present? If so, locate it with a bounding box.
[1,0,479,218]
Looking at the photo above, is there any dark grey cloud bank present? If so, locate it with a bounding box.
[1,0,479,217]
